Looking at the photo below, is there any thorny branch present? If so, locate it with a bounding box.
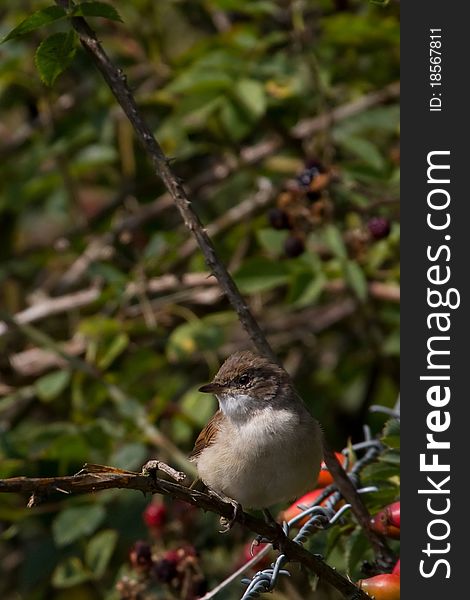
[55,0,276,363]
[0,462,370,600]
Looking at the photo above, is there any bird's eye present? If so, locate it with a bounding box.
[238,374,250,386]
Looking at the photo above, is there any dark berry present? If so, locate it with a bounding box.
[153,557,178,583]
[268,207,290,230]
[129,541,153,571]
[296,166,321,188]
[367,217,391,240]
[306,190,322,202]
[284,236,305,258]
[143,502,167,529]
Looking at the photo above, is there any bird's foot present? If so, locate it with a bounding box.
[207,488,243,533]
[250,535,268,556]
[262,509,288,550]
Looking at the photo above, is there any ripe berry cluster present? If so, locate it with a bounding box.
[267,160,391,258]
[117,500,206,600]
[268,160,332,257]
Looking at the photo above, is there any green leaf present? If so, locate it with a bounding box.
[35,31,77,87]
[323,225,347,260]
[365,485,400,513]
[337,135,385,171]
[53,504,106,547]
[378,448,400,466]
[256,228,288,255]
[88,262,127,285]
[346,527,372,577]
[181,387,217,427]
[382,417,400,438]
[2,6,67,43]
[72,2,123,22]
[111,443,148,471]
[383,330,400,356]
[35,370,71,402]
[288,271,325,308]
[234,258,289,293]
[361,461,399,483]
[85,529,118,578]
[381,418,400,449]
[167,320,224,361]
[97,333,129,369]
[343,260,368,301]
[52,557,91,588]
[218,99,253,141]
[234,78,267,120]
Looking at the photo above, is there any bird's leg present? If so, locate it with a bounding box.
[262,508,288,550]
[262,508,278,527]
[250,509,287,554]
[207,488,244,533]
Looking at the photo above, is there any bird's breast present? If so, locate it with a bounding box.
[196,407,322,509]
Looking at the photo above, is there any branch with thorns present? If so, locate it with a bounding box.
[0,458,371,600]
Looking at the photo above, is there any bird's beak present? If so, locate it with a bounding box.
[198,382,223,394]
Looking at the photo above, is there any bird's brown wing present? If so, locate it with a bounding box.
[189,410,223,461]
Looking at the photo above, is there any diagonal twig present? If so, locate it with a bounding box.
[55,0,276,363]
[0,462,370,600]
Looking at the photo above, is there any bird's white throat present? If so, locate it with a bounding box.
[216,392,260,424]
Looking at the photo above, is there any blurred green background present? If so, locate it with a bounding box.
[0,1,399,598]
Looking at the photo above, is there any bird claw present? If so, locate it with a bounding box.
[207,488,243,533]
[250,535,268,556]
[261,509,288,549]
[219,499,243,533]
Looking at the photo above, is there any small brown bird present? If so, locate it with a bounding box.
[189,351,323,514]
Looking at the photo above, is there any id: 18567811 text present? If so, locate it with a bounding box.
[429,28,442,112]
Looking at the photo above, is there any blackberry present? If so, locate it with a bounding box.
[306,190,322,202]
[129,541,153,570]
[268,207,290,230]
[153,557,178,583]
[367,217,391,240]
[296,166,321,189]
[284,236,305,258]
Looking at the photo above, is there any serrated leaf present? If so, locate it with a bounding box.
[234,258,289,293]
[72,2,123,22]
[35,370,71,402]
[52,557,91,588]
[381,418,400,449]
[344,260,368,301]
[2,6,66,43]
[378,448,400,465]
[35,31,77,87]
[382,418,400,438]
[365,485,400,512]
[361,461,400,483]
[85,529,118,578]
[53,505,106,547]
